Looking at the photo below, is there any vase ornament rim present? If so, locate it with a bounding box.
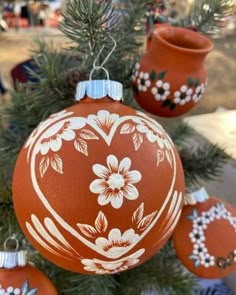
[75,80,123,102]
[184,187,209,206]
[153,26,214,54]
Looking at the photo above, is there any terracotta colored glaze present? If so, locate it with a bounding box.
[133,25,213,117]
[0,264,57,294]
[13,98,185,274]
[172,196,236,279]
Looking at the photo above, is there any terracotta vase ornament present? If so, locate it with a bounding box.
[13,62,185,274]
[0,236,57,294]
[172,188,236,279]
[132,25,213,117]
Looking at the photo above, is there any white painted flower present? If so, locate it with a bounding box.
[189,229,205,243]
[202,211,214,223]
[193,242,208,257]
[136,122,171,150]
[88,110,119,132]
[151,80,170,101]
[81,248,145,274]
[137,72,151,92]
[192,83,205,103]
[36,117,86,155]
[174,85,193,105]
[95,228,140,257]
[89,155,142,209]
[200,254,215,267]
[193,217,207,230]
[132,63,140,81]
[25,110,73,150]
[0,287,20,295]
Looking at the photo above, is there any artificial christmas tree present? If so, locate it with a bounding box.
[0,0,234,294]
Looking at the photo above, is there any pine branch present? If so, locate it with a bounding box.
[170,122,194,148]
[118,242,196,295]
[180,143,230,189]
[177,0,233,35]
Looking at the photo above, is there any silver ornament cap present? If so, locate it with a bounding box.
[0,236,27,269]
[184,187,209,206]
[75,79,123,102]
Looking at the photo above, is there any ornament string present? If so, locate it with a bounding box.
[89,35,117,81]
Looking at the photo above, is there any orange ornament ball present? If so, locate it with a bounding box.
[13,80,185,274]
[172,188,236,279]
[0,249,57,294]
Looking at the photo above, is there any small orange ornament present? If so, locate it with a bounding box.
[13,79,185,274]
[132,25,213,117]
[172,188,236,279]
[0,237,57,294]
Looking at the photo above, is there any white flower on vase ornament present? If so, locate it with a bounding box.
[36,118,86,155]
[193,217,207,230]
[81,248,145,274]
[0,287,20,295]
[88,110,120,132]
[89,155,142,209]
[151,80,170,101]
[95,228,140,257]
[137,72,151,92]
[174,85,193,105]
[192,83,205,103]
[132,63,140,81]
[200,253,215,267]
[136,122,171,150]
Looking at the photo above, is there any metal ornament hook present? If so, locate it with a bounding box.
[92,35,117,73]
[89,66,110,81]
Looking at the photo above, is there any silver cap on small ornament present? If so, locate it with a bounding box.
[184,187,209,206]
[0,236,27,269]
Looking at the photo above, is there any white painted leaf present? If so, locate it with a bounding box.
[132,203,144,225]
[22,280,29,295]
[39,156,50,178]
[157,149,165,167]
[74,138,88,156]
[77,223,97,238]
[165,150,172,167]
[133,132,144,151]
[120,123,135,134]
[79,129,99,140]
[27,289,38,295]
[51,154,63,174]
[95,211,108,233]
[138,211,157,231]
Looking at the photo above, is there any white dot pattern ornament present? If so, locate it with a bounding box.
[188,203,236,270]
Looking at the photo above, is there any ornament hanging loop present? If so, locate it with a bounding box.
[89,66,110,81]
[4,235,19,251]
[92,35,117,70]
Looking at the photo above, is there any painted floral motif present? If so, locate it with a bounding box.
[132,63,140,81]
[0,286,21,295]
[81,248,145,274]
[37,118,86,155]
[25,110,73,151]
[137,72,151,92]
[0,280,37,295]
[136,121,172,150]
[188,203,236,270]
[174,85,193,105]
[87,110,119,133]
[95,228,140,256]
[89,155,142,209]
[192,83,205,103]
[151,80,170,101]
